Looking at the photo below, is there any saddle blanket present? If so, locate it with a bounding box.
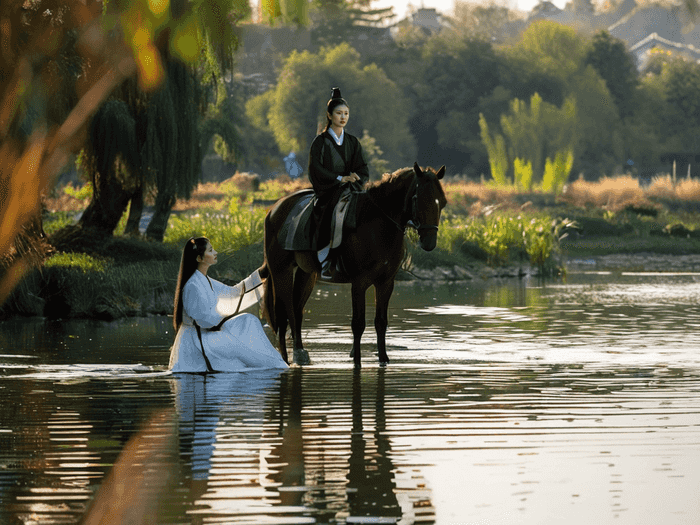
[280,187,359,251]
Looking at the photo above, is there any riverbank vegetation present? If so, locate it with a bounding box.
[4,172,700,320]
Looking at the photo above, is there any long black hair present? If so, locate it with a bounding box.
[173,236,209,331]
[324,87,349,132]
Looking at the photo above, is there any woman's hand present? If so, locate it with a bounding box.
[341,172,361,184]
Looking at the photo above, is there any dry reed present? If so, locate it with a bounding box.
[561,175,650,211]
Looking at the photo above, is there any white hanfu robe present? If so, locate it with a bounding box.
[169,270,288,372]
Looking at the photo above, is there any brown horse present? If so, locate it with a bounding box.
[262,162,447,367]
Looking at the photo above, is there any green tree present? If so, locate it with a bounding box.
[249,43,415,169]
[507,21,623,176]
[479,114,509,186]
[500,93,577,185]
[583,30,639,118]
[310,0,394,49]
[410,31,502,172]
[634,55,700,168]
[513,20,585,78]
[663,57,700,125]
[479,92,576,190]
[51,0,252,246]
[451,1,517,42]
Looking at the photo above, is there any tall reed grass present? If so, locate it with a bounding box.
[437,212,574,272]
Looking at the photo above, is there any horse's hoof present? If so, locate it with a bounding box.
[294,348,311,365]
[379,358,390,366]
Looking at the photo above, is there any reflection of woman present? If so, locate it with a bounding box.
[309,87,369,274]
[169,237,288,372]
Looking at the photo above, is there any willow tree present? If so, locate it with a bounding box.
[0,0,308,301]
[0,0,136,301]
[53,0,254,247]
[143,60,202,240]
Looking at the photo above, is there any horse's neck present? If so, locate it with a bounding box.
[368,173,415,224]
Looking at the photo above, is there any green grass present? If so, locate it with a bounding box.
[164,199,266,254]
[44,252,109,273]
[43,211,78,236]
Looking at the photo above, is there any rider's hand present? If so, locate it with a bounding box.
[341,173,361,184]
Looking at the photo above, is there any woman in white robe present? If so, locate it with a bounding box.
[169,237,288,373]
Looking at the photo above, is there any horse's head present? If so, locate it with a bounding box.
[410,162,447,251]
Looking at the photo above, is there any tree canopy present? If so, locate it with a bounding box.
[248,43,415,169]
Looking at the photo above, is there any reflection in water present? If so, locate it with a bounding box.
[346,368,401,521]
[168,369,434,523]
[1,275,700,523]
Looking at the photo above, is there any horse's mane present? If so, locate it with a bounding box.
[365,166,416,201]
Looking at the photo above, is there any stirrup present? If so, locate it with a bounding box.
[320,258,335,280]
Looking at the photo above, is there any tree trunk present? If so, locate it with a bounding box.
[79,175,133,234]
[50,175,133,253]
[145,190,176,242]
[124,185,144,237]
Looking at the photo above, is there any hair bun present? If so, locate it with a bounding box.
[331,87,342,99]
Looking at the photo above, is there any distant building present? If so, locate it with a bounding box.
[411,8,443,33]
[630,32,700,71]
[528,1,564,20]
[526,0,636,33]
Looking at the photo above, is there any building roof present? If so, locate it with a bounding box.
[630,31,700,69]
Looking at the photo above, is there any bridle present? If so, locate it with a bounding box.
[407,179,440,234]
[367,170,441,235]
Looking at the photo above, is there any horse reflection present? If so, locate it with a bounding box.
[265,368,434,522]
[347,367,401,520]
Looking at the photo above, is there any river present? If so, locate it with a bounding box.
[1,267,699,524]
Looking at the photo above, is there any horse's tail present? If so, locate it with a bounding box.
[261,213,277,332]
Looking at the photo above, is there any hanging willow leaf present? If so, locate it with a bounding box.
[89,99,139,182]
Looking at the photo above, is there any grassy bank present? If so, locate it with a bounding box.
[2,236,266,320]
[6,172,699,320]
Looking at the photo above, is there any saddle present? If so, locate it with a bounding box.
[280,187,361,251]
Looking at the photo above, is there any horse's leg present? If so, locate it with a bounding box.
[373,279,395,364]
[350,283,368,367]
[273,266,295,364]
[277,311,289,364]
[291,269,314,365]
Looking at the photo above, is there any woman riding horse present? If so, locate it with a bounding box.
[309,87,369,279]
[263,162,447,367]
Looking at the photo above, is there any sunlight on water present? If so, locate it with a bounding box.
[1,274,700,524]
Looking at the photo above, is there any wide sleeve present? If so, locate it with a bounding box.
[210,270,265,317]
[309,134,343,193]
[183,278,222,329]
[348,135,369,184]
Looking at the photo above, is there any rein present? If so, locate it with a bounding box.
[366,170,439,235]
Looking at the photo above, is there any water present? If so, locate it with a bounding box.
[1,270,700,524]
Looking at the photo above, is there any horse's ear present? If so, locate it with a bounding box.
[436,165,446,180]
[413,162,422,177]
